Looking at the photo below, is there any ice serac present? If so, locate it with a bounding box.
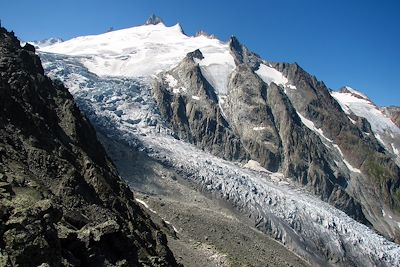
[0,27,178,266]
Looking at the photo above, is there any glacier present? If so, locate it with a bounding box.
[39,49,400,266]
[37,22,400,266]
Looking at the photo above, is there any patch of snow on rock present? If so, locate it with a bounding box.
[253,126,266,131]
[165,74,178,88]
[255,64,296,90]
[135,198,158,214]
[297,112,333,143]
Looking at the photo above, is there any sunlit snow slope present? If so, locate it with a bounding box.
[41,23,234,94]
[332,87,400,164]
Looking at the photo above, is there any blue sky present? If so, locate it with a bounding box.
[1,0,399,106]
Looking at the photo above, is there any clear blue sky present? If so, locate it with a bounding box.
[1,0,399,106]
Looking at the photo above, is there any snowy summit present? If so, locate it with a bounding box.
[40,21,235,94]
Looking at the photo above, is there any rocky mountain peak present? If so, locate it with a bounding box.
[228,35,242,52]
[186,49,204,61]
[195,30,216,39]
[144,14,164,25]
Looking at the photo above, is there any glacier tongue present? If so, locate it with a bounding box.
[40,51,400,267]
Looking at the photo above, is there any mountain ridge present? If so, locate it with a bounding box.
[0,26,178,267]
[35,20,400,266]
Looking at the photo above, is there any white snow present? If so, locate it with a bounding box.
[332,144,362,173]
[332,91,400,135]
[40,23,236,91]
[197,48,235,94]
[255,64,296,90]
[253,126,266,131]
[348,116,356,124]
[343,159,362,173]
[343,86,368,99]
[39,27,400,267]
[255,64,288,85]
[164,74,178,88]
[392,143,399,156]
[332,89,400,164]
[191,96,200,100]
[164,220,180,233]
[296,112,333,143]
[375,133,385,145]
[217,95,228,119]
[333,144,344,157]
[382,209,386,217]
[135,198,158,214]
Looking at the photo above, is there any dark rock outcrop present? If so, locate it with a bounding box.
[0,27,178,266]
[145,14,164,26]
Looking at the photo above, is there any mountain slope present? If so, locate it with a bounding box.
[382,106,400,129]
[37,18,400,266]
[0,27,177,266]
[332,87,400,165]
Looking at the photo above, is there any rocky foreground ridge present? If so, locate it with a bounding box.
[0,27,178,266]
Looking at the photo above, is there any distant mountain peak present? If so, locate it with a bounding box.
[195,30,216,39]
[145,14,164,25]
[29,37,64,49]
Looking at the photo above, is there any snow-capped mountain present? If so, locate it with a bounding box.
[332,86,400,165]
[41,21,234,93]
[37,16,400,266]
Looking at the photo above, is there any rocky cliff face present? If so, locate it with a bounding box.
[153,49,249,161]
[382,106,400,129]
[272,63,400,240]
[0,27,177,267]
[152,37,400,242]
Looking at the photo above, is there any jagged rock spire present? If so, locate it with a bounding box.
[145,14,164,25]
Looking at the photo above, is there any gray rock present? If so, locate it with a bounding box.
[0,26,179,267]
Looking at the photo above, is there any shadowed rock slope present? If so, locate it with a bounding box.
[0,27,178,267]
